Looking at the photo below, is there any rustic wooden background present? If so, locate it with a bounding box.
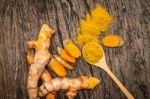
[0,0,150,99]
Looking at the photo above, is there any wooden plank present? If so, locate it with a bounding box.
[0,0,149,99]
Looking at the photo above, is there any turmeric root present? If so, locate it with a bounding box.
[57,47,76,63]
[54,55,74,70]
[63,40,81,58]
[46,93,57,99]
[41,70,57,99]
[27,24,54,99]
[41,70,52,82]
[27,40,37,49]
[39,76,100,99]
[27,49,57,99]
[27,44,67,78]
[27,49,35,64]
[48,58,67,77]
[102,35,125,47]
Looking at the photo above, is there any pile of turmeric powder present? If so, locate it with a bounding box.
[77,5,112,46]
[82,42,103,64]
[26,24,100,99]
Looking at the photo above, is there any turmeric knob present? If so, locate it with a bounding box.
[57,47,76,63]
[102,35,125,47]
[54,55,74,70]
[46,93,56,99]
[63,39,81,58]
[48,58,67,77]
[27,50,34,64]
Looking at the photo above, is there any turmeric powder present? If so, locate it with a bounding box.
[27,24,54,99]
[76,5,112,46]
[102,35,125,47]
[82,42,103,64]
[39,76,100,99]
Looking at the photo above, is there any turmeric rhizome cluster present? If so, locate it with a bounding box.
[26,24,100,99]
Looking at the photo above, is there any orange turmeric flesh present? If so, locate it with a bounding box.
[58,47,76,63]
[54,55,74,70]
[48,58,67,77]
[102,35,125,47]
[63,39,81,58]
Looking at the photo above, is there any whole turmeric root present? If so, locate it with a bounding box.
[39,76,100,99]
[27,24,54,99]
[27,50,57,99]
[41,70,57,99]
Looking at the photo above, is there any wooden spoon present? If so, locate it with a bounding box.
[82,42,134,99]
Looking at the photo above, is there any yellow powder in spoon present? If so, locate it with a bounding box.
[82,42,103,64]
[76,5,112,46]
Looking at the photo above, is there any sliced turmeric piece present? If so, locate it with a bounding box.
[102,35,125,47]
[57,47,76,63]
[53,55,74,70]
[63,39,81,58]
[48,58,67,77]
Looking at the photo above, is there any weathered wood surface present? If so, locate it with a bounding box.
[0,0,150,99]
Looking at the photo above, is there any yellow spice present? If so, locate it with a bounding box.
[82,42,103,64]
[77,33,98,46]
[77,5,112,46]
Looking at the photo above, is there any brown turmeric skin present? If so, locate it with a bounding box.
[27,50,56,99]
[27,49,35,64]
[39,76,100,99]
[27,24,54,99]
[27,40,36,49]
[41,70,57,99]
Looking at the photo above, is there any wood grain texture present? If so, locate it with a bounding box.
[0,0,150,99]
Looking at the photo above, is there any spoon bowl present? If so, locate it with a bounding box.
[82,42,134,99]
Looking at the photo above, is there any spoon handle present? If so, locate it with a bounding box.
[104,67,134,99]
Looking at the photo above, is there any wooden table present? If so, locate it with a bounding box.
[0,0,149,99]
